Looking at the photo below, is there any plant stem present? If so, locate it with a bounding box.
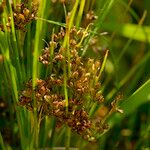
[49,118,57,148]
[65,126,71,150]
[76,0,86,27]
[0,132,5,150]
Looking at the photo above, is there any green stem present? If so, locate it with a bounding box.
[65,126,71,150]
[36,17,66,27]
[0,132,5,150]
[63,0,82,111]
[63,64,69,111]
[32,0,47,87]
[89,102,98,117]
[26,24,32,79]
[68,0,80,30]
[76,0,86,27]
[49,118,57,148]
[96,49,109,82]
[8,1,23,85]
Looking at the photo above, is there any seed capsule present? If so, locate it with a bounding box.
[23,8,30,17]
[72,71,79,79]
[54,54,64,61]
[18,14,25,22]
[6,22,11,27]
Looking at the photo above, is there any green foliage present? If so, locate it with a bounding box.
[0,0,150,149]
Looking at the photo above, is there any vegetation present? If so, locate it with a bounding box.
[0,0,150,149]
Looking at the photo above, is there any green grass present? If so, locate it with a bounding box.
[0,0,150,150]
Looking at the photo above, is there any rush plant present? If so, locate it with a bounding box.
[0,0,150,150]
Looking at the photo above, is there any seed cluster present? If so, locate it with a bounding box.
[18,26,109,142]
[0,2,38,31]
[19,78,107,142]
[39,27,105,105]
[84,10,98,26]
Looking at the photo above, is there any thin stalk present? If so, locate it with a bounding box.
[76,23,91,48]
[41,117,51,149]
[7,0,23,84]
[62,1,80,148]
[63,66,69,111]
[65,127,71,150]
[0,132,5,150]
[32,19,42,87]
[33,113,39,149]
[12,0,16,7]
[26,24,32,79]
[16,31,26,82]
[90,0,96,10]
[32,0,48,87]
[84,0,90,13]
[89,102,98,117]
[16,108,29,150]
[63,22,70,80]
[32,1,48,148]
[63,3,67,18]
[89,50,109,117]
[45,29,55,77]
[49,118,57,148]
[36,17,66,27]
[68,0,80,30]
[62,0,80,109]
[76,0,86,27]
[56,126,66,144]
[96,49,109,82]
[63,0,79,79]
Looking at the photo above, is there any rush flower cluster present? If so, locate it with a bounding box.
[18,25,118,142]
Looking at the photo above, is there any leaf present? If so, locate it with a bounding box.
[120,78,150,116]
